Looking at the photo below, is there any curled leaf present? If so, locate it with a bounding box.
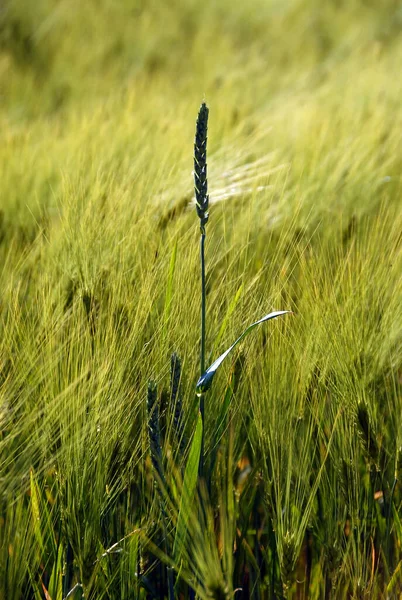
[196,310,291,394]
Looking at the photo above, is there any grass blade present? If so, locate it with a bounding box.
[196,310,291,393]
[164,239,178,330]
[173,411,203,562]
[211,284,243,355]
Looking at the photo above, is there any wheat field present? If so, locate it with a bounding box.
[0,1,401,598]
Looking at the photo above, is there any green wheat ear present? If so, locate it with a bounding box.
[194,102,209,230]
[281,531,297,593]
[146,380,165,487]
[194,101,210,480]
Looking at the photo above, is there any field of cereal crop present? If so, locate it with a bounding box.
[1,1,401,598]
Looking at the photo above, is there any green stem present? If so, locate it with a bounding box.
[161,509,175,600]
[386,477,397,568]
[167,566,175,600]
[199,227,206,479]
[200,228,206,376]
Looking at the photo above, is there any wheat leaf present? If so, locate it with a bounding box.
[196,310,291,393]
[173,411,203,562]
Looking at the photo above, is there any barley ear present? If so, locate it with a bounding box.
[194,102,209,230]
[281,531,297,594]
[325,542,342,591]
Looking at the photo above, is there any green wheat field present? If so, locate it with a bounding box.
[1,1,402,598]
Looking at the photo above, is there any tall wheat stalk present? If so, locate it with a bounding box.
[194,102,209,480]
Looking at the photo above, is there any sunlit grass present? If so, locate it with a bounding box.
[1,0,402,598]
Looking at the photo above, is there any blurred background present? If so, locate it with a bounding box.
[1,0,402,119]
[1,0,402,225]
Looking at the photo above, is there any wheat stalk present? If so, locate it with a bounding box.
[194,102,209,481]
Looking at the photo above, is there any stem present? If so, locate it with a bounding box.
[167,566,175,600]
[200,228,206,376]
[271,526,276,600]
[199,227,206,480]
[63,541,74,598]
[161,504,175,600]
[386,477,397,567]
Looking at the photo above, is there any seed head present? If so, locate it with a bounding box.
[281,531,297,591]
[194,102,209,230]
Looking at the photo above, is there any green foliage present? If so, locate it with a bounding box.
[173,412,203,563]
[1,0,402,598]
